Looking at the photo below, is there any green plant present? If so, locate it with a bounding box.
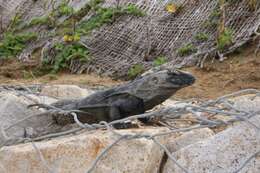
[58,4,74,16]
[122,4,145,17]
[27,14,56,28]
[217,28,233,51]
[128,64,144,78]
[56,0,74,17]
[0,32,37,58]
[50,43,91,73]
[195,32,209,42]
[67,0,104,22]
[77,5,145,34]
[28,1,73,28]
[77,8,113,34]
[29,16,49,26]
[89,0,105,10]
[153,56,167,66]
[177,43,197,57]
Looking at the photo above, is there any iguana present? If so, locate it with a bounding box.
[39,69,195,125]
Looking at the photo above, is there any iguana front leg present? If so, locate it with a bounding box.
[108,94,149,125]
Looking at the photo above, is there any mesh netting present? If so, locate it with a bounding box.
[74,0,260,78]
[1,0,260,79]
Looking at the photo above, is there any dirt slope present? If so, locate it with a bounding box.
[176,44,260,99]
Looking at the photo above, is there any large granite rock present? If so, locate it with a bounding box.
[165,128,214,153]
[0,92,56,144]
[40,85,94,100]
[0,91,68,146]
[163,95,260,173]
[0,128,168,173]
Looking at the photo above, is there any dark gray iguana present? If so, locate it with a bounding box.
[38,69,195,125]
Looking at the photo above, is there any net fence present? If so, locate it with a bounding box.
[78,0,260,78]
[0,86,259,172]
[0,0,260,79]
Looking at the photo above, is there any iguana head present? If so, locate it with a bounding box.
[136,69,195,90]
[163,69,195,88]
[133,69,195,109]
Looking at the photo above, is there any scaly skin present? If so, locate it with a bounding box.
[52,69,195,125]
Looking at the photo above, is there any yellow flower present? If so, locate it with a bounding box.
[166,3,177,13]
[63,35,75,42]
[63,35,70,42]
[68,36,74,42]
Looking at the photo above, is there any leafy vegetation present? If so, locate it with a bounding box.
[121,4,145,16]
[0,32,37,58]
[89,0,105,10]
[27,13,58,29]
[217,28,233,51]
[177,43,198,57]
[50,4,144,74]
[29,16,50,26]
[28,0,74,28]
[153,56,167,67]
[57,1,74,17]
[195,32,209,42]
[128,64,144,78]
[77,5,145,34]
[49,43,91,73]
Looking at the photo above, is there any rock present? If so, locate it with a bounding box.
[26,94,57,105]
[165,128,214,153]
[161,100,190,109]
[163,95,260,173]
[40,85,94,100]
[0,92,63,145]
[0,127,169,173]
[231,94,260,112]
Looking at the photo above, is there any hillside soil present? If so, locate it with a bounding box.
[0,43,259,100]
